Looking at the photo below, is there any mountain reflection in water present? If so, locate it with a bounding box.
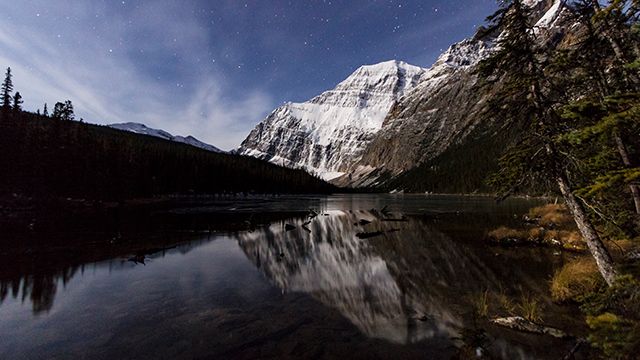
[236,209,556,346]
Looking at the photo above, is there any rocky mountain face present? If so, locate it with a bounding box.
[109,122,224,153]
[237,60,426,180]
[335,32,499,188]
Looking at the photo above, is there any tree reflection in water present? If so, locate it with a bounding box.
[0,262,82,314]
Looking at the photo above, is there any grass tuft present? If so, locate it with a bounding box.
[475,289,490,318]
[550,258,604,303]
[517,293,543,323]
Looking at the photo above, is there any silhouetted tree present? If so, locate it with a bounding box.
[12,92,23,113]
[63,100,74,121]
[1,67,13,114]
[53,100,74,121]
[43,103,48,117]
[52,102,64,120]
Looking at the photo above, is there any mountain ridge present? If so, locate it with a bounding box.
[338,0,566,190]
[109,122,224,153]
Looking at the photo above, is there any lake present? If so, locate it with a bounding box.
[0,194,587,359]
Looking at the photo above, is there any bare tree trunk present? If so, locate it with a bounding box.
[614,134,640,214]
[547,144,618,285]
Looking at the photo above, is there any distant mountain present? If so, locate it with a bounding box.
[237,60,426,181]
[109,122,224,153]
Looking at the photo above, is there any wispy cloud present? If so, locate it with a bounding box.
[0,1,274,151]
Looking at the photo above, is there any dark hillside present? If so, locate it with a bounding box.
[380,120,528,194]
[0,111,338,201]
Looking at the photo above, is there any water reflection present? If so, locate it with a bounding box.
[239,210,418,343]
[236,208,571,357]
[0,205,305,316]
[0,239,207,315]
[0,269,64,314]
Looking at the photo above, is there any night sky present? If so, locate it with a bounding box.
[0,1,499,150]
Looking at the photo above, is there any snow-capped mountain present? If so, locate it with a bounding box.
[109,122,223,153]
[237,60,426,180]
[237,0,563,185]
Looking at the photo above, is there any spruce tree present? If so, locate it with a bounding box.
[477,0,618,285]
[1,67,13,114]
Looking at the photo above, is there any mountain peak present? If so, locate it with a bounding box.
[238,60,427,180]
[356,59,423,73]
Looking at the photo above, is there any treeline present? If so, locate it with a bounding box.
[0,99,337,201]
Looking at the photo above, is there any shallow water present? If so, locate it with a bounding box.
[0,194,586,359]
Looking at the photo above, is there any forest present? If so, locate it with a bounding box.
[0,75,337,201]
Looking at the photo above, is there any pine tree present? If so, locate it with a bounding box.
[1,67,13,114]
[477,0,618,285]
[53,102,64,120]
[43,103,48,117]
[63,100,74,121]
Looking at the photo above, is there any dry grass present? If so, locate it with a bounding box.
[550,258,604,303]
[559,230,586,250]
[487,226,525,242]
[517,293,543,323]
[487,204,587,249]
[475,289,490,318]
[498,284,517,315]
[529,204,576,229]
[487,225,585,249]
[606,238,640,262]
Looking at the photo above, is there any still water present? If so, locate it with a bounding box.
[0,194,584,359]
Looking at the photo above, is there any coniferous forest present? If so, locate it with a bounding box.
[0,75,337,201]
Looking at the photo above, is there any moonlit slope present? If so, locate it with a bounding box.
[237,60,426,180]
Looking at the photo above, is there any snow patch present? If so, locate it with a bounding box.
[109,122,223,153]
